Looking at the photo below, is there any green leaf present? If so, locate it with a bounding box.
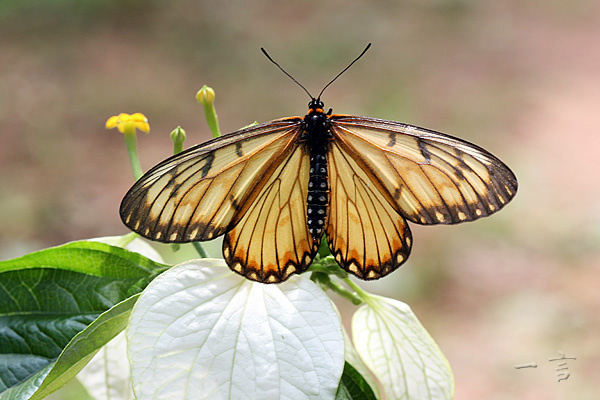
[352,295,454,400]
[336,362,377,400]
[0,240,169,398]
[34,295,138,400]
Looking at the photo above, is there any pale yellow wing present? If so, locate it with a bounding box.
[223,144,318,283]
[330,115,517,225]
[120,118,303,242]
[326,140,413,280]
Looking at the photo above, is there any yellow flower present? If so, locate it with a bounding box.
[106,112,149,180]
[106,113,150,134]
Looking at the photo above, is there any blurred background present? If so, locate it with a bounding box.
[1,0,599,399]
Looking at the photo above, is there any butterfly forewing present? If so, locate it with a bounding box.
[120,119,302,242]
[223,144,318,283]
[326,140,412,280]
[329,116,517,225]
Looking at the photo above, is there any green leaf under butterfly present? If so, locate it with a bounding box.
[0,240,169,399]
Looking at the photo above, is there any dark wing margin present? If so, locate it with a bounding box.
[329,115,517,225]
[119,118,303,242]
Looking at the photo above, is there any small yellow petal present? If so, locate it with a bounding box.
[136,121,150,133]
[105,115,120,129]
[130,113,148,122]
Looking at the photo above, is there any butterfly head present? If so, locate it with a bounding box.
[303,99,332,136]
[307,99,333,118]
[308,99,325,114]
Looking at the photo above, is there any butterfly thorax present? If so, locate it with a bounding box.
[303,100,332,242]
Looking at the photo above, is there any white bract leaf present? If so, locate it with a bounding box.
[127,259,344,400]
[77,332,134,400]
[352,295,454,400]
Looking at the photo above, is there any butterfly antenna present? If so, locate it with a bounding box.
[317,43,371,100]
[261,47,314,100]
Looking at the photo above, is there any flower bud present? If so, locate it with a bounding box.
[196,85,215,106]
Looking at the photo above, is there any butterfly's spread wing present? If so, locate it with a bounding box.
[223,144,318,283]
[120,118,303,243]
[327,140,413,280]
[330,115,517,225]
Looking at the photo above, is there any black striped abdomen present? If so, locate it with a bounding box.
[302,100,332,243]
[307,151,329,241]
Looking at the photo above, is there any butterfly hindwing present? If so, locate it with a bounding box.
[223,143,318,283]
[329,115,518,225]
[326,140,412,280]
[120,119,302,243]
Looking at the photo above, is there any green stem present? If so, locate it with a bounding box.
[343,278,372,304]
[123,130,143,180]
[191,242,208,258]
[203,101,221,138]
[173,141,183,155]
[311,271,362,305]
[328,279,363,305]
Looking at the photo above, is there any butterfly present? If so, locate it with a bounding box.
[120,44,517,284]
